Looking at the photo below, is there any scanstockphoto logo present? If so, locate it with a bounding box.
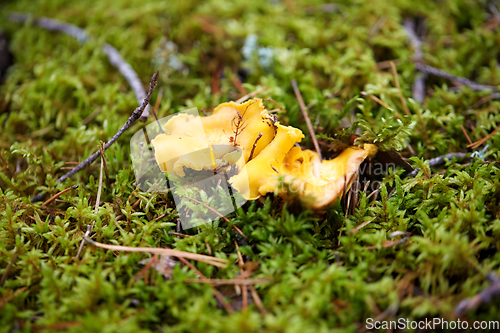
[130,108,248,230]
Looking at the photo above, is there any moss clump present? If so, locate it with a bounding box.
[1,0,500,332]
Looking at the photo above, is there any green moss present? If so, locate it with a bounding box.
[1,0,500,332]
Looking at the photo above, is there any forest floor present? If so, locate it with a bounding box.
[1,0,500,332]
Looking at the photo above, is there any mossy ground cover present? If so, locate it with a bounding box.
[1,0,500,332]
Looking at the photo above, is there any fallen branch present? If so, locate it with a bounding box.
[184,278,271,285]
[403,18,426,103]
[405,152,468,179]
[9,13,151,121]
[467,123,500,150]
[456,272,500,316]
[167,231,190,238]
[403,18,498,94]
[83,238,229,268]
[415,63,497,92]
[235,86,269,104]
[31,72,159,203]
[76,151,104,259]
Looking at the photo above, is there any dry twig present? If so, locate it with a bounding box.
[360,91,402,119]
[291,80,322,162]
[249,285,267,316]
[460,125,473,145]
[184,278,271,285]
[31,72,159,203]
[83,239,229,268]
[467,123,500,150]
[390,61,411,115]
[405,152,468,179]
[76,154,104,259]
[248,132,263,162]
[235,86,269,104]
[415,63,497,92]
[98,142,110,187]
[167,231,190,238]
[350,214,380,234]
[403,18,426,103]
[41,185,79,207]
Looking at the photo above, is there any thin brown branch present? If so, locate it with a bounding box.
[154,210,172,222]
[291,80,322,162]
[249,285,267,316]
[360,91,402,119]
[181,195,247,239]
[94,153,104,213]
[415,63,497,92]
[460,125,473,145]
[376,59,401,70]
[184,278,271,285]
[390,61,411,115]
[350,214,380,234]
[8,13,151,121]
[76,153,104,259]
[76,225,92,259]
[248,132,263,162]
[115,198,142,220]
[235,86,269,104]
[167,231,190,238]
[31,72,158,203]
[98,141,110,187]
[467,123,500,149]
[83,239,229,268]
[58,72,158,183]
[41,185,79,207]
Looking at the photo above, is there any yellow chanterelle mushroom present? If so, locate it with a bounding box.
[151,98,377,208]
